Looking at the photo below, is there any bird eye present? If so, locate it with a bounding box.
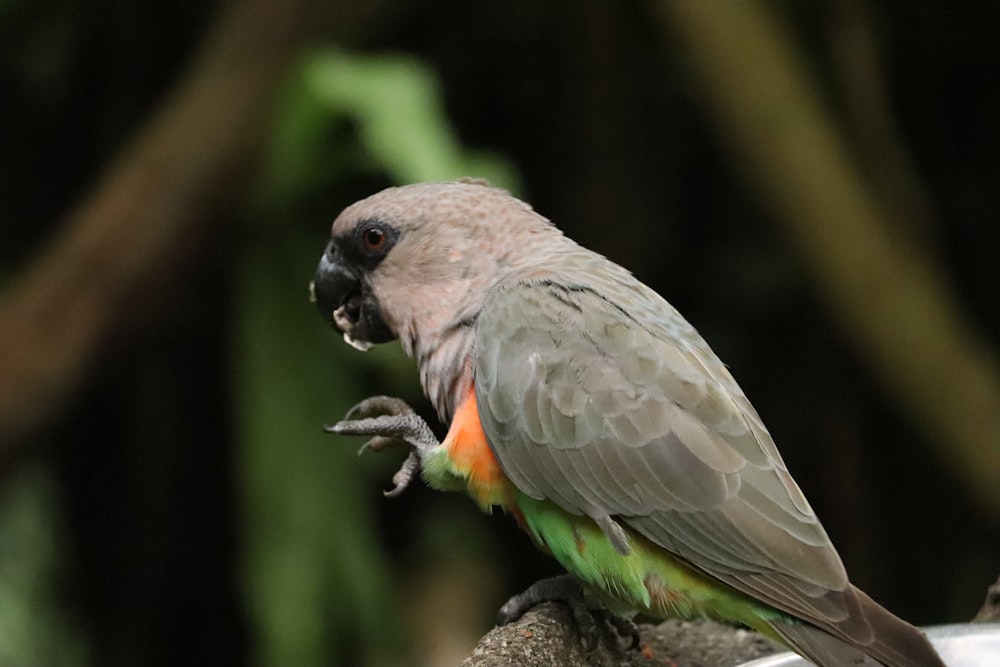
[362,226,387,251]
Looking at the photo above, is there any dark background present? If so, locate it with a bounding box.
[0,1,997,665]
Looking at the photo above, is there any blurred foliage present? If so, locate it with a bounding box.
[266,50,520,199]
[235,49,519,665]
[0,466,85,666]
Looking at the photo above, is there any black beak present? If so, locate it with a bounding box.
[311,241,395,349]
[312,242,358,328]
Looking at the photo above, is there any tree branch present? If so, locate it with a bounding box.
[462,603,780,667]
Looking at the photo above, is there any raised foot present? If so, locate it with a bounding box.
[324,395,440,497]
[498,574,640,652]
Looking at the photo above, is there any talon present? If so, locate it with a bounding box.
[573,606,599,652]
[498,574,637,652]
[604,612,640,651]
[358,435,402,454]
[498,574,586,626]
[384,452,420,497]
[345,395,415,420]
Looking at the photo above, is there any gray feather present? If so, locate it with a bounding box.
[473,272,944,666]
[475,273,868,644]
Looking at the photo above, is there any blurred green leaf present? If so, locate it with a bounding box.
[265,50,521,203]
[0,466,86,667]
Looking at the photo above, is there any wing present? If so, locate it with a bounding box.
[474,276,856,628]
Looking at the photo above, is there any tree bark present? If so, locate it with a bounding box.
[462,604,780,667]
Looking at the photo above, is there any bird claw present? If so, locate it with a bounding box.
[325,395,440,497]
[384,451,421,497]
[498,574,640,652]
[343,395,415,421]
[604,614,640,651]
[357,435,403,454]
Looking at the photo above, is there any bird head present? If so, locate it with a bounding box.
[311,179,563,354]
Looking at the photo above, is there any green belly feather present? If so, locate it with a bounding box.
[515,492,793,639]
[422,437,793,641]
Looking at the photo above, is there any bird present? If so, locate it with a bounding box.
[311,179,945,666]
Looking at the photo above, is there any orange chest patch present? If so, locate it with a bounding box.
[443,389,512,508]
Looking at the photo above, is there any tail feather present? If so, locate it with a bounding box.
[767,586,945,667]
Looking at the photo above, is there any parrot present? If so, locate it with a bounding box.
[310,180,945,667]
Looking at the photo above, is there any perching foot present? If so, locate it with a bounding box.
[497,574,640,652]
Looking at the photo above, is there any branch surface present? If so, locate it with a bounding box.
[463,603,780,667]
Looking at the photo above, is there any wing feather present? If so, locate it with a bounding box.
[475,277,852,628]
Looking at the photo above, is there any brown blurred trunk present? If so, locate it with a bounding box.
[654,0,1000,519]
[0,0,401,459]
